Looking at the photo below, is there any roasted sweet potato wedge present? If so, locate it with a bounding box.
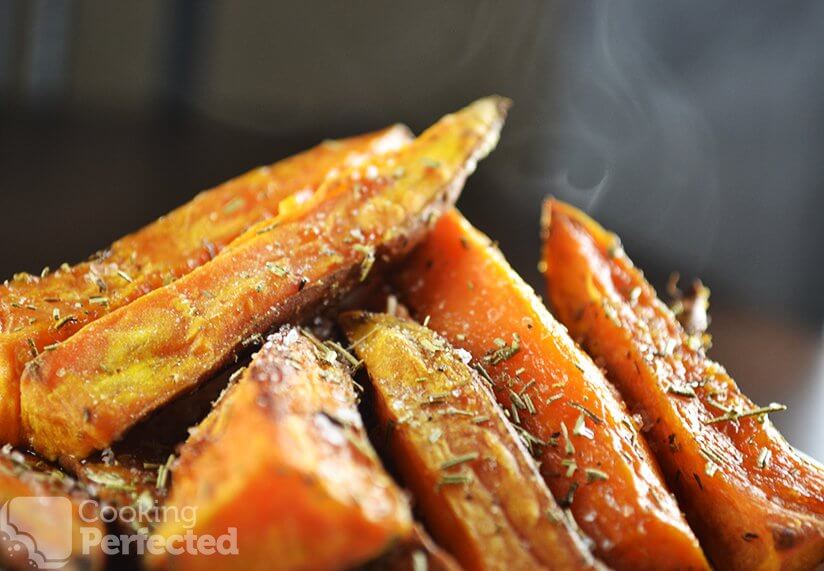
[0,125,411,446]
[394,209,708,570]
[340,311,602,571]
[541,199,824,570]
[147,327,413,571]
[21,96,509,460]
[0,447,106,570]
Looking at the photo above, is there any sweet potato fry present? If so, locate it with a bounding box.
[21,96,509,460]
[394,210,708,570]
[146,327,413,571]
[0,448,105,570]
[541,199,824,570]
[340,311,602,571]
[0,125,412,445]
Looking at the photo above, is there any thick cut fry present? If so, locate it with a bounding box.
[395,210,708,570]
[340,311,602,571]
[21,96,509,460]
[147,327,413,571]
[0,448,105,570]
[542,199,824,570]
[0,125,411,445]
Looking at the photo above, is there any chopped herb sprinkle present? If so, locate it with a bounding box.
[440,452,479,470]
[585,468,609,482]
[704,402,787,425]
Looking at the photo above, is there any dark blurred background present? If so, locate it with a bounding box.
[1,0,822,460]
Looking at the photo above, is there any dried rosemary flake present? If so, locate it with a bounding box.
[440,452,479,470]
[85,470,134,491]
[757,447,772,470]
[421,157,442,169]
[473,363,495,386]
[484,333,520,366]
[569,402,603,424]
[352,244,376,282]
[256,222,279,235]
[265,262,289,278]
[117,270,133,283]
[436,407,474,418]
[561,458,577,478]
[223,197,245,214]
[324,340,361,370]
[156,454,175,489]
[560,421,575,455]
[437,473,473,488]
[53,315,77,330]
[471,415,489,424]
[667,383,697,398]
[428,429,443,444]
[585,468,609,482]
[88,296,109,306]
[510,403,520,425]
[573,413,594,440]
[704,402,787,425]
[509,389,527,410]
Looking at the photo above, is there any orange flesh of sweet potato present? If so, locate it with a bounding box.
[0,125,412,446]
[0,449,106,570]
[20,96,509,460]
[146,327,413,571]
[541,199,824,570]
[340,311,603,571]
[394,209,709,571]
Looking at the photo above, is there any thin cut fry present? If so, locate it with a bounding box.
[21,96,509,460]
[394,209,708,570]
[147,327,413,571]
[0,125,411,445]
[341,311,602,571]
[541,198,824,570]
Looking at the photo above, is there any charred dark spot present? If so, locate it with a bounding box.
[298,276,309,291]
[425,259,434,270]
[771,526,800,550]
[742,532,759,542]
[459,237,469,250]
[693,473,703,490]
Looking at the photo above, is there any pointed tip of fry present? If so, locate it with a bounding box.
[542,198,616,252]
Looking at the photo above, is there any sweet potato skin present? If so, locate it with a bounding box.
[542,199,824,570]
[146,327,413,571]
[0,125,412,446]
[394,210,708,571]
[340,311,601,571]
[21,96,509,460]
[0,449,105,571]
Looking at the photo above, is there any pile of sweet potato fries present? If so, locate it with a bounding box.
[0,97,821,570]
